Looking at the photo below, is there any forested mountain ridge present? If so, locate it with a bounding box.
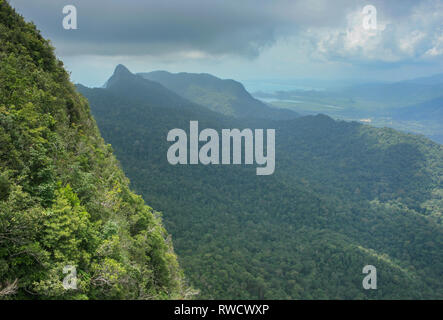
[139,70,299,120]
[105,65,222,119]
[0,1,188,299]
[79,65,443,299]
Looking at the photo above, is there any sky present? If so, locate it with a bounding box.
[7,0,443,88]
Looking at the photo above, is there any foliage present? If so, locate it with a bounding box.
[80,65,443,299]
[0,1,188,300]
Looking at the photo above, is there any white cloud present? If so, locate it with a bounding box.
[425,34,443,56]
[306,0,443,63]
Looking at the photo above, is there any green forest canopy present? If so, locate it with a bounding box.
[80,64,443,299]
[0,0,190,299]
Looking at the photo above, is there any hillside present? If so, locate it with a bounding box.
[79,65,443,299]
[139,70,298,120]
[0,1,188,299]
[392,96,443,121]
[340,77,443,108]
[250,75,443,145]
[402,73,443,86]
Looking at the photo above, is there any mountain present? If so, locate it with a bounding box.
[105,65,224,120]
[0,1,188,299]
[79,65,443,299]
[402,73,443,86]
[340,76,443,107]
[138,70,299,120]
[393,96,443,121]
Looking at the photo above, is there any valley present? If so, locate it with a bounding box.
[251,77,443,144]
[78,65,443,299]
[2,0,443,302]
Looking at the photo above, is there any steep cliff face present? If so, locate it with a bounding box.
[0,0,188,299]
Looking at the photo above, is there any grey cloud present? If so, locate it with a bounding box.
[7,0,357,57]
[7,0,441,64]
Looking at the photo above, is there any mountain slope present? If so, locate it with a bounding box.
[392,96,443,121]
[139,70,298,120]
[340,77,443,107]
[79,66,443,299]
[0,1,187,299]
[402,73,443,86]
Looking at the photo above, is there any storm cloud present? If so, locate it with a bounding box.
[7,0,361,57]
[7,0,443,86]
